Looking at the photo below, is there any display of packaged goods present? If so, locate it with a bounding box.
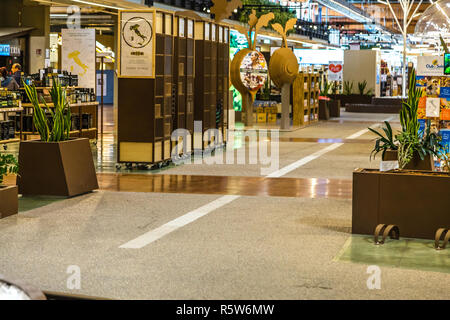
[0,89,21,108]
[439,129,450,154]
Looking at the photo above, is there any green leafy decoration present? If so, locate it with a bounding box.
[368,121,398,160]
[343,81,353,95]
[235,0,296,35]
[0,154,18,185]
[23,79,71,142]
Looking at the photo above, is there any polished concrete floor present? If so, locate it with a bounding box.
[1,107,449,299]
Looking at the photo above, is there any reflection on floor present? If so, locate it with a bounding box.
[335,235,450,274]
[97,173,352,199]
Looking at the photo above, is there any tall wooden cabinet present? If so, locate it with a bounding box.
[117,9,174,165]
[117,9,230,165]
[194,19,229,149]
[173,12,196,135]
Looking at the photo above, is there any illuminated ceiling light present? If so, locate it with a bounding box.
[71,0,125,10]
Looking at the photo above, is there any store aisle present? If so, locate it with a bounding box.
[2,111,449,300]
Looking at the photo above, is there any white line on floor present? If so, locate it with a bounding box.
[119,195,240,249]
[119,122,381,249]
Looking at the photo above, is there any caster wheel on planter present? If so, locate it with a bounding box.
[3,145,7,150]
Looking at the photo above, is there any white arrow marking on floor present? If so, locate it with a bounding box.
[119,120,387,249]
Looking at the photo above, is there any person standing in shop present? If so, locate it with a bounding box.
[0,67,19,90]
[11,63,22,86]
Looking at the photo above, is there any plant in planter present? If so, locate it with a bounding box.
[0,153,19,218]
[368,68,446,170]
[328,81,341,117]
[396,68,441,169]
[19,80,98,197]
[368,121,397,160]
[319,78,331,98]
[24,80,72,142]
[318,79,331,120]
[357,80,373,96]
[343,81,353,95]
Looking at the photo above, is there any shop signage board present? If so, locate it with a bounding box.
[0,44,10,56]
[328,61,343,81]
[61,28,96,89]
[119,10,155,78]
[417,56,444,76]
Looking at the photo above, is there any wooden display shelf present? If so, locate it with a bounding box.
[22,128,97,135]
[19,101,98,140]
[0,107,23,113]
[19,86,80,90]
[21,101,99,108]
[0,138,20,144]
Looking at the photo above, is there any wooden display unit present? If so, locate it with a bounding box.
[308,73,320,123]
[194,19,229,150]
[117,9,175,165]
[20,102,98,140]
[15,86,98,140]
[173,12,196,136]
[0,105,23,144]
[292,71,319,126]
[216,25,230,143]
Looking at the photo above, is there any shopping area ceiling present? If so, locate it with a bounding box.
[31,0,148,10]
[32,0,447,51]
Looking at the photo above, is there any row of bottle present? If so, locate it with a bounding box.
[0,90,22,108]
[41,68,79,87]
[10,113,93,132]
[68,88,96,104]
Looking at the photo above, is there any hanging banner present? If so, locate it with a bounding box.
[62,28,96,89]
[328,61,343,81]
[417,56,444,76]
[119,10,155,78]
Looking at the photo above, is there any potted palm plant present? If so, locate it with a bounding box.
[0,153,18,218]
[18,80,98,197]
